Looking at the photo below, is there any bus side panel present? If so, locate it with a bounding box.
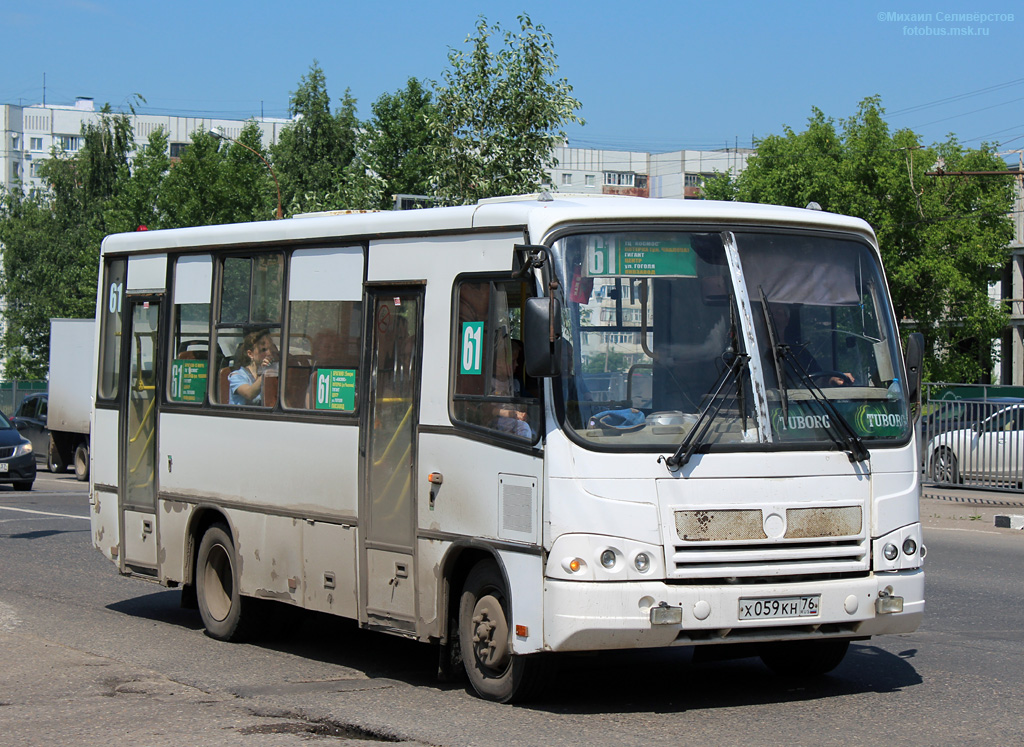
[496,549,545,654]
[304,522,358,618]
[417,433,543,545]
[230,510,303,604]
[92,408,120,488]
[90,487,120,563]
[157,498,194,585]
[159,414,359,515]
[90,406,121,564]
[159,414,358,607]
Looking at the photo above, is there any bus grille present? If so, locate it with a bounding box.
[669,506,869,580]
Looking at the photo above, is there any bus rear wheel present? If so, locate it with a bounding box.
[759,639,850,677]
[196,523,248,641]
[458,560,548,702]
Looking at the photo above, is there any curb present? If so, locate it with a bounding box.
[994,514,1024,530]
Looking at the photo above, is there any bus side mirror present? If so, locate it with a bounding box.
[524,296,563,378]
[904,332,924,419]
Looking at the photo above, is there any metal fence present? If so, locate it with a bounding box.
[0,381,47,416]
[920,383,1024,493]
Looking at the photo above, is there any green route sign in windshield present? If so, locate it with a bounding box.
[586,237,697,278]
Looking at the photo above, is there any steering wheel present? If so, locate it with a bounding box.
[809,370,853,387]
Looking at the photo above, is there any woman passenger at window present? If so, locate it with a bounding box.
[229,329,278,405]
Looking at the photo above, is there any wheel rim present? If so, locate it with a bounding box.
[934,450,956,482]
[203,543,233,622]
[470,593,510,672]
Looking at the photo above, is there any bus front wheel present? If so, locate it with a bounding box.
[196,524,248,641]
[458,560,549,702]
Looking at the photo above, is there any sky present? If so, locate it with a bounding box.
[4,0,1024,162]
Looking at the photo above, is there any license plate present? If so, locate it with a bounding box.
[739,595,820,620]
[0,463,8,472]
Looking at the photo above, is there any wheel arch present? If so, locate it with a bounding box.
[183,506,234,588]
[437,541,510,646]
[436,541,545,655]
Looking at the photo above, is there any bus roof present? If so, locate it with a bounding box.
[100,195,876,256]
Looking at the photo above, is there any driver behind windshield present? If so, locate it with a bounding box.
[769,303,854,387]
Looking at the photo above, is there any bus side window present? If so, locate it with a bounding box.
[213,253,284,407]
[285,300,362,412]
[451,278,540,442]
[98,258,127,400]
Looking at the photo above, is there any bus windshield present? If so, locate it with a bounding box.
[552,229,910,450]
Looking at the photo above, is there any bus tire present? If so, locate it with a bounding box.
[48,436,66,473]
[759,638,850,677]
[196,523,248,641]
[73,442,90,482]
[458,560,549,703]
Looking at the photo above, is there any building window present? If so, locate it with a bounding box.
[562,173,573,186]
[58,135,81,152]
[169,142,189,159]
[30,137,43,151]
[684,174,704,188]
[604,172,635,187]
[29,162,42,178]
[585,174,596,187]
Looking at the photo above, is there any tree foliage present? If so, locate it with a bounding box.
[0,111,133,378]
[359,78,441,209]
[158,122,276,227]
[0,18,585,375]
[703,97,1014,382]
[429,14,584,204]
[270,61,361,214]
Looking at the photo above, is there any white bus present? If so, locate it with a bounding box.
[89,194,925,702]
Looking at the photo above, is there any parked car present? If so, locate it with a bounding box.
[10,392,67,473]
[0,408,36,490]
[925,402,1024,486]
[921,396,1024,437]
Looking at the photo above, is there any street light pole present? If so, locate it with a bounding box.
[209,127,282,220]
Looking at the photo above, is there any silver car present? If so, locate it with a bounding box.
[926,403,1024,487]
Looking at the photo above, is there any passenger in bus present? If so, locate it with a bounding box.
[769,304,853,386]
[491,339,532,438]
[228,329,279,405]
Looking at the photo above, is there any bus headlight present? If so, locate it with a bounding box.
[634,552,651,572]
[600,549,617,569]
[902,538,918,556]
[883,543,899,561]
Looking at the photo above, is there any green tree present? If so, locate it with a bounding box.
[703,97,1014,382]
[271,62,361,214]
[105,127,170,233]
[156,122,275,228]
[0,110,133,377]
[359,78,441,209]
[430,14,584,205]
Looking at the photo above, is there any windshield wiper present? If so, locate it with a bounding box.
[777,346,870,463]
[661,350,749,472]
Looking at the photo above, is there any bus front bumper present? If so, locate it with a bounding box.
[542,569,923,652]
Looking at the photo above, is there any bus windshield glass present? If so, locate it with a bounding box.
[552,229,909,450]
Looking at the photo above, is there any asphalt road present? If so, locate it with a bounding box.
[1,473,1022,746]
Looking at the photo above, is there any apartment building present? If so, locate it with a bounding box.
[0,97,292,193]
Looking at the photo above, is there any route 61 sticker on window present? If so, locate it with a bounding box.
[461,322,484,375]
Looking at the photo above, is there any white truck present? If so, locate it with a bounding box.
[47,318,94,481]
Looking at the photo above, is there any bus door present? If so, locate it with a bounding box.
[119,296,162,574]
[360,287,423,632]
